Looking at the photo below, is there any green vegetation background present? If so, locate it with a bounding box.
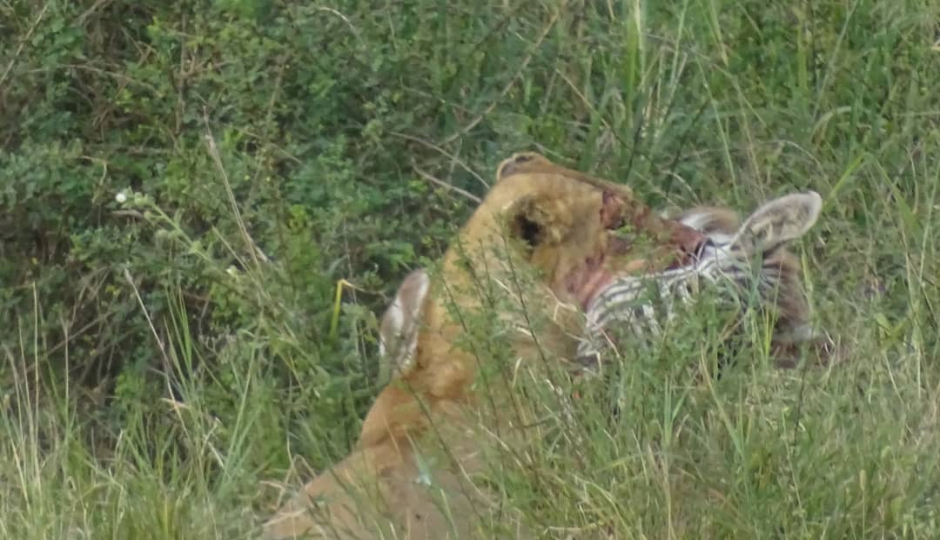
[1,0,938,537]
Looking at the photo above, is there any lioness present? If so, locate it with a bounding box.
[262,152,705,539]
[379,197,830,382]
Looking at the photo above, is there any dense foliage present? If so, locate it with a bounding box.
[2,0,939,537]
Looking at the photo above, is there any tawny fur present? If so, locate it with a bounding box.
[379,201,826,391]
[262,153,706,539]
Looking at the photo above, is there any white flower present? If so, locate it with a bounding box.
[115,190,128,204]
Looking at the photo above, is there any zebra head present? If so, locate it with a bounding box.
[577,191,825,369]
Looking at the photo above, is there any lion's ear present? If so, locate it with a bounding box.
[379,269,429,382]
[496,152,552,182]
[503,194,565,251]
[509,203,544,249]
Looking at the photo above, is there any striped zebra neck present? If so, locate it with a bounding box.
[576,237,749,361]
[573,191,822,370]
[574,209,788,367]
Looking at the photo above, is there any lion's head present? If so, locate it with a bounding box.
[262,152,704,539]
[358,152,705,442]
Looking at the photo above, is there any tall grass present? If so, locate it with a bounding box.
[2,0,939,538]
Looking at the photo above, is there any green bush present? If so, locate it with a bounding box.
[1,0,939,537]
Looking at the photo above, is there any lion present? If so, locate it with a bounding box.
[378,197,830,383]
[261,152,706,539]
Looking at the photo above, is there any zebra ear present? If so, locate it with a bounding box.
[733,191,823,253]
[378,269,430,383]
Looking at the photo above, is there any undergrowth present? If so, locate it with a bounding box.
[1,0,938,537]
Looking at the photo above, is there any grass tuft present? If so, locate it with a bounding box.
[2,0,939,537]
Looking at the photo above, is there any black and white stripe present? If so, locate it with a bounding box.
[577,238,751,359]
[575,191,822,364]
